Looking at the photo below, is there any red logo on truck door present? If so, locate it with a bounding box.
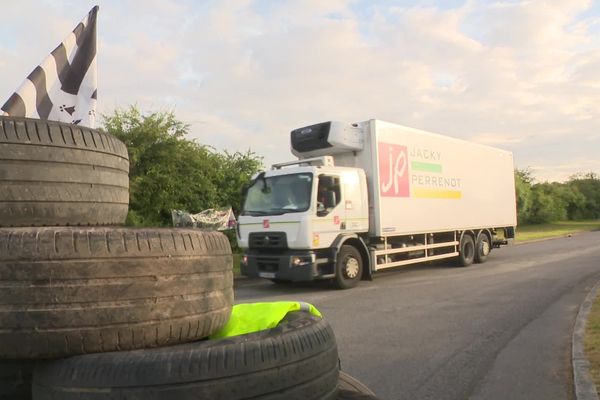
[378,143,409,197]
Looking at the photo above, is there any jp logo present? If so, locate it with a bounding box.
[378,143,410,197]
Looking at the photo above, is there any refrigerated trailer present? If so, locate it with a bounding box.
[237,119,517,289]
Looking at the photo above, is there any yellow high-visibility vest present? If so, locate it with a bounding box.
[210,301,322,339]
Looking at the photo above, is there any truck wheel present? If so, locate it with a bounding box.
[457,234,475,267]
[0,116,129,227]
[0,227,233,359]
[475,232,491,263]
[32,311,339,400]
[335,245,362,289]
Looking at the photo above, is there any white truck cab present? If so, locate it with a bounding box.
[238,157,369,288]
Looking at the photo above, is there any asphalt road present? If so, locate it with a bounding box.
[234,231,600,400]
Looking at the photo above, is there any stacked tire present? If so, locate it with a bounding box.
[0,116,348,399]
[0,116,129,227]
[32,311,340,399]
[0,117,234,398]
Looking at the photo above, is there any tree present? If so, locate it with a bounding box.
[102,106,263,226]
[215,151,263,215]
[527,183,567,223]
[550,182,586,220]
[568,173,600,219]
[514,169,534,223]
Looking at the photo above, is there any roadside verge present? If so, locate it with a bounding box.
[573,280,600,400]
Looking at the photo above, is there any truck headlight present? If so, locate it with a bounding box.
[290,255,314,267]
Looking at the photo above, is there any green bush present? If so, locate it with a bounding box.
[102,106,262,228]
[515,169,600,224]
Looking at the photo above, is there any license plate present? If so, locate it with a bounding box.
[259,272,276,279]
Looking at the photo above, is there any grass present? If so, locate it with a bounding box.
[585,292,600,394]
[516,220,600,242]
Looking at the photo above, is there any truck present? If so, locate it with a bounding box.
[237,119,517,289]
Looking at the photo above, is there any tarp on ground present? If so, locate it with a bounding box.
[172,207,236,230]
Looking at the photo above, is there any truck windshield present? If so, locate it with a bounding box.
[242,173,313,216]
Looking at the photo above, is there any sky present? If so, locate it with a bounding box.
[1,0,599,182]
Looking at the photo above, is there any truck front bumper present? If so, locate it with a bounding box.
[241,250,333,282]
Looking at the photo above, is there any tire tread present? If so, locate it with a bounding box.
[0,116,129,226]
[0,228,233,358]
[33,312,338,400]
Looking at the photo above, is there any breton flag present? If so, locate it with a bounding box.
[1,6,98,128]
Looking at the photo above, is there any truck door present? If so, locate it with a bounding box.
[314,174,343,248]
[340,170,368,233]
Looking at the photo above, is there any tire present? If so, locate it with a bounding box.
[338,371,376,395]
[32,311,339,400]
[457,234,475,267]
[0,116,129,227]
[0,227,233,359]
[0,360,35,399]
[475,231,491,264]
[334,245,362,289]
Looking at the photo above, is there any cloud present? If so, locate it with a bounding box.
[1,0,599,182]
[529,157,600,183]
[469,132,530,146]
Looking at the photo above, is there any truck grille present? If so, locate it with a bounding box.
[256,257,279,272]
[249,232,287,249]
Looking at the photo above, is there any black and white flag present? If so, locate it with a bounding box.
[1,6,98,128]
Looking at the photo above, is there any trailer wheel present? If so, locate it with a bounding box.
[457,234,475,267]
[334,245,362,289]
[475,232,491,263]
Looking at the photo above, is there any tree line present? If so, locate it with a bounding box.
[102,107,600,228]
[102,107,263,227]
[515,169,600,224]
